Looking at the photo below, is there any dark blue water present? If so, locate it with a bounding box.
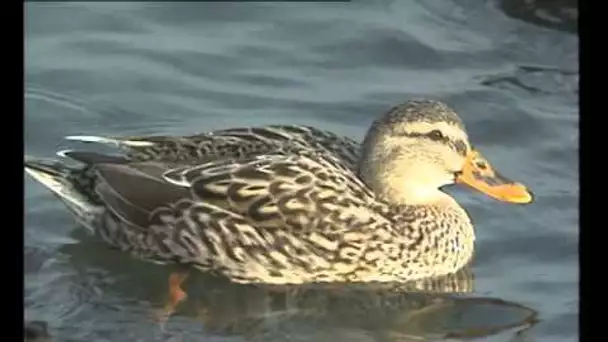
[25,2,578,341]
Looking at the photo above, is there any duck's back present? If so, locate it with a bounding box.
[76,125,362,169]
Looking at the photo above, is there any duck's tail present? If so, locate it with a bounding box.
[25,153,101,229]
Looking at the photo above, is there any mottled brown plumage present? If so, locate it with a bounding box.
[25,100,531,288]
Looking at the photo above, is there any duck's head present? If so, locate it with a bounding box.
[359,100,533,206]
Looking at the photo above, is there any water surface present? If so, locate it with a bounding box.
[25,2,578,341]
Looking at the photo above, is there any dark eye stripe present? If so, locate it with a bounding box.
[400,131,448,142]
[428,129,444,141]
[452,139,467,156]
[453,139,468,156]
[400,131,468,156]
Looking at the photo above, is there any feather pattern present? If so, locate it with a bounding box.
[23,100,512,285]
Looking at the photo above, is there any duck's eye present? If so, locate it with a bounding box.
[428,129,444,141]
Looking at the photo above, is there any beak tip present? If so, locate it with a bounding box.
[521,189,535,204]
[508,188,534,205]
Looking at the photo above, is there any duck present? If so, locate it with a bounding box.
[24,99,532,318]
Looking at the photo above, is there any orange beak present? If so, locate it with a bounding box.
[455,150,533,204]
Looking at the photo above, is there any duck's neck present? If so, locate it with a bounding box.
[385,183,455,206]
[358,150,477,274]
[372,180,476,280]
[359,159,453,207]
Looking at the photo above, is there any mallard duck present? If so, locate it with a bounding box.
[24,99,532,317]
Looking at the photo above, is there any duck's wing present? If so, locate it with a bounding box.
[160,152,378,231]
[94,161,192,228]
[162,152,391,283]
[65,125,361,168]
[91,152,389,283]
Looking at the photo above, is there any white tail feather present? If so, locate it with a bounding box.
[65,135,154,147]
[24,167,95,218]
[56,149,74,158]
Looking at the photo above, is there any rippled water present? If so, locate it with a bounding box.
[24,2,578,341]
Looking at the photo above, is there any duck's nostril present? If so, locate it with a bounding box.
[475,161,487,170]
